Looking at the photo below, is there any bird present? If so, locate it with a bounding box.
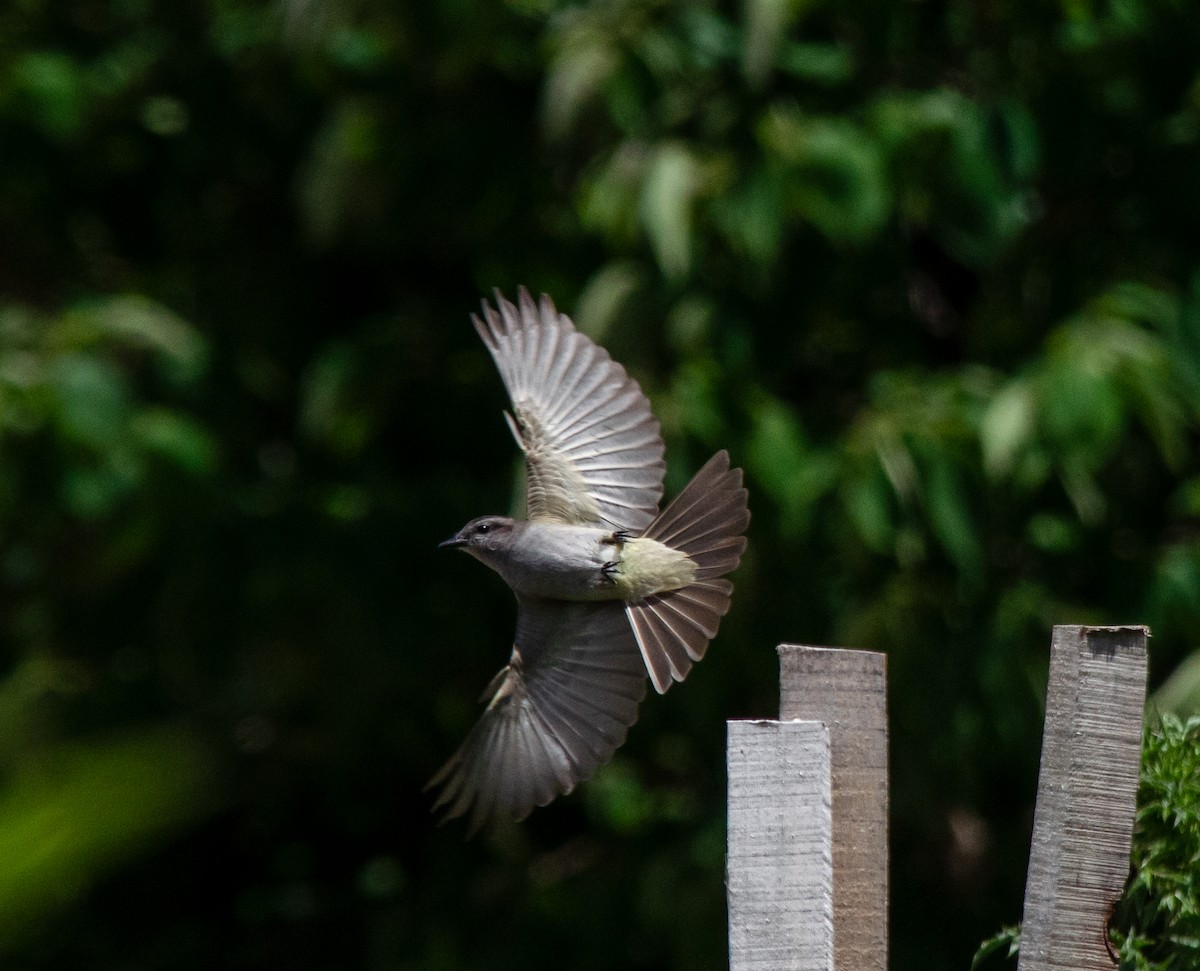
[428,288,750,833]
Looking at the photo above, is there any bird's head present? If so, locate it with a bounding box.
[439,515,520,565]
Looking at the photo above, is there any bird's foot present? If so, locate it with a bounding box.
[601,560,621,584]
[601,529,632,546]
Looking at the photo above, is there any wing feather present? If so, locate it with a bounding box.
[426,597,648,831]
[473,289,665,530]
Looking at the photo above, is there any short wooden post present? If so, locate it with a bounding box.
[1017,625,1149,971]
[778,646,889,971]
[727,720,833,971]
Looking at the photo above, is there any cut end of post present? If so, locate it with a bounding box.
[777,643,882,659]
[1072,624,1150,637]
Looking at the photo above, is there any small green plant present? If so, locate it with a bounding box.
[972,715,1200,970]
[1110,714,1200,971]
[970,925,1019,970]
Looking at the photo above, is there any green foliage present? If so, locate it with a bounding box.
[0,0,1199,969]
[971,925,1019,971]
[0,721,223,947]
[1112,716,1200,971]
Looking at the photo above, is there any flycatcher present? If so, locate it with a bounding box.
[430,289,749,832]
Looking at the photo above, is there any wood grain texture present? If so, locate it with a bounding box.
[778,646,888,971]
[1017,625,1148,971]
[727,720,833,971]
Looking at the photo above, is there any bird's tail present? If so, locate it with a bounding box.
[625,450,750,693]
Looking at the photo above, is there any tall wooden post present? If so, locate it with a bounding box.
[1017,625,1148,971]
[778,645,889,971]
[727,720,833,971]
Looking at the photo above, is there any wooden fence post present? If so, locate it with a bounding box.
[778,646,889,971]
[1017,625,1149,971]
[727,720,833,971]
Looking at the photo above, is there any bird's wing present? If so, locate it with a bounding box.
[473,288,665,531]
[426,596,647,833]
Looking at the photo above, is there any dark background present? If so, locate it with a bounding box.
[2,1,1199,968]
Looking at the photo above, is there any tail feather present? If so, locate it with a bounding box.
[663,579,732,638]
[627,604,696,685]
[626,452,749,693]
[644,468,749,551]
[690,538,746,578]
[654,504,748,554]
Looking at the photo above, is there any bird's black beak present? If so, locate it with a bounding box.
[438,535,466,550]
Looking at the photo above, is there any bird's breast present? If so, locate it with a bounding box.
[497,524,625,601]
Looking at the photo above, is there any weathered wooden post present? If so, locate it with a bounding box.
[727,720,833,971]
[1017,625,1149,971]
[779,646,889,971]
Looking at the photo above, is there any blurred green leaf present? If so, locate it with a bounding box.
[0,725,225,949]
[872,89,1035,262]
[922,453,982,580]
[140,95,189,137]
[61,461,139,519]
[1151,652,1200,719]
[981,380,1035,479]
[743,0,816,87]
[639,142,701,279]
[666,359,724,441]
[580,143,646,246]
[759,108,890,242]
[62,296,209,387]
[777,41,855,84]
[746,395,836,536]
[544,40,617,140]
[711,164,786,270]
[575,262,645,342]
[296,98,385,248]
[1038,356,1124,461]
[131,408,218,475]
[843,470,895,553]
[12,51,86,140]
[1026,513,1078,554]
[48,355,130,450]
[300,342,376,457]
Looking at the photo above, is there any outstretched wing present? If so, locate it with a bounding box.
[473,288,665,531]
[426,597,647,833]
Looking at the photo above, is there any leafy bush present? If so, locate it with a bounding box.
[1112,715,1200,971]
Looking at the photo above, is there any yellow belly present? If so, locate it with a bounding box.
[611,537,698,601]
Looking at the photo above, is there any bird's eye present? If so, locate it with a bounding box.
[477,522,490,533]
